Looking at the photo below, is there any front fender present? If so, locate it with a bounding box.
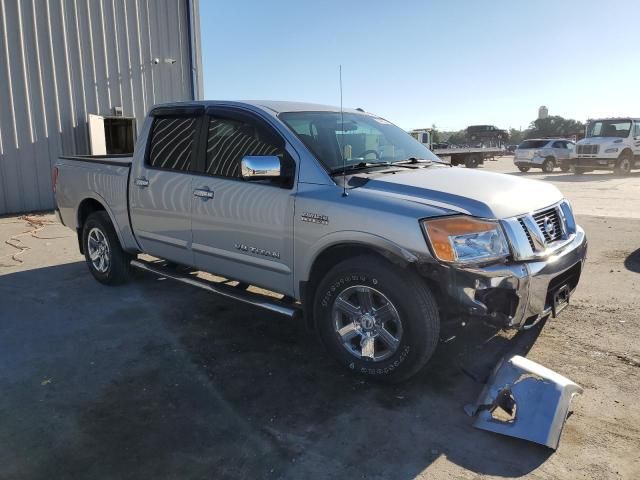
[298,230,425,287]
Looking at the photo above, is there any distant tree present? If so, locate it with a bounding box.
[443,129,468,146]
[430,124,440,143]
[508,128,525,145]
[525,116,584,139]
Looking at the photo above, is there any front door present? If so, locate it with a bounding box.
[129,110,203,266]
[190,109,296,296]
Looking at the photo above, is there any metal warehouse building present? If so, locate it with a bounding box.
[0,0,203,215]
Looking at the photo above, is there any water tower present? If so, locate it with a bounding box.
[538,105,549,119]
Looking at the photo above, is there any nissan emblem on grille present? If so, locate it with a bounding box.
[543,216,556,238]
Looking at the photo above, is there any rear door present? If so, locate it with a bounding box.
[129,107,205,266]
[551,141,570,161]
[191,107,297,296]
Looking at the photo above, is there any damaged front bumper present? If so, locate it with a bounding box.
[465,355,583,449]
[420,226,587,329]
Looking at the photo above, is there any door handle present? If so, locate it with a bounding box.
[193,188,214,200]
[134,177,149,188]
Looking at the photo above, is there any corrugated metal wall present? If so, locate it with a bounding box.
[0,0,201,215]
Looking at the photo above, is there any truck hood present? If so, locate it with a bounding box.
[578,137,623,145]
[355,166,563,219]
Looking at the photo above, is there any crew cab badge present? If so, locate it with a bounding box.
[301,212,329,225]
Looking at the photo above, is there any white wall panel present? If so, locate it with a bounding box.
[0,0,201,214]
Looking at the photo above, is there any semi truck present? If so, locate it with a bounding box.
[572,117,640,175]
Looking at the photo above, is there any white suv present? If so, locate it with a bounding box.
[513,139,575,173]
[572,118,640,175]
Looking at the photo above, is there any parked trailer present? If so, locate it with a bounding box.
[410,130,504,168]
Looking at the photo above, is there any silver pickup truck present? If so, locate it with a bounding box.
[54,101,587,382]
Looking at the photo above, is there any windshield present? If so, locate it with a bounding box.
[518,140,549,149]
[279,111,441,172]
[587,120,631,138]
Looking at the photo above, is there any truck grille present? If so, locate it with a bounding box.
[532,207,563,243]
[503,201,576,260]
[577,144,599,155]
[518,218,534,249]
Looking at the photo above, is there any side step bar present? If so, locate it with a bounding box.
[130,258,301,319]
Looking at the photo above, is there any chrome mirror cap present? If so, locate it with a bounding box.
[240,155,282,180]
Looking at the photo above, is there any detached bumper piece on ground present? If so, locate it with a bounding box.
[465,355,583,450]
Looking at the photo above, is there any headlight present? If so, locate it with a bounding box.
[421,216,510,264]
[604,147,619,153]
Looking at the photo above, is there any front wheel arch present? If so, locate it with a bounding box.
[303,243,424,329]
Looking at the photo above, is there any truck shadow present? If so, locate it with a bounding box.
[624,248,640,273]
[1,263,552,480]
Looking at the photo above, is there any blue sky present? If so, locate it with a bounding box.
[200,0,639,131]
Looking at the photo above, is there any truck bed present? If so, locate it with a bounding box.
[55,154,136,251]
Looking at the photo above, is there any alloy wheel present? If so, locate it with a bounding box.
[332,285,403,362]
[87,227,111,273]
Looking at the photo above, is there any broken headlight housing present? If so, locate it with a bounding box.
[421,216,510,265]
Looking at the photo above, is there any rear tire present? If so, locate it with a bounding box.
[314,255,440,383]
[542,157,556,173]
[82,211,132,285]
[614,152,633,175]
[517,166,530,172]
[465,154,481,168]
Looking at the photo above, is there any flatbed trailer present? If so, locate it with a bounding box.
[431,146,504,168]
[410,129,504,168]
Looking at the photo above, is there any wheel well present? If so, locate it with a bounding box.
[76,198,106,253]
[302,243,434,329]
[620,148,633,159]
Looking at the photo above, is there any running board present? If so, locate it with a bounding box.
[130,259,301,319]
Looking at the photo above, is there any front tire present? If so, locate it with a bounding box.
[314,256,440,383]
[82,211,132,285]
[614,152,633,175]
[517,166,530,172]
[572,166,586,175]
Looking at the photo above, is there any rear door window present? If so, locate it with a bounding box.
[147,116,199,171]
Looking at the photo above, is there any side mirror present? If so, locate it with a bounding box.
[240,155,282,181]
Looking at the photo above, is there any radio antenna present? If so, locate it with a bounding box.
[339,65,348,197]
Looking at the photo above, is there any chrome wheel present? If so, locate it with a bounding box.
[332,285,403,362]
[87,227,110,273]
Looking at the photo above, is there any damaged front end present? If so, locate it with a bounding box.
[418,224,587,329]
[465,355,583,449]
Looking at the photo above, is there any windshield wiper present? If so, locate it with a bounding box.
[391,157,434,165]
[328,162,392,174]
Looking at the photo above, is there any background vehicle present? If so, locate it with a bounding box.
[54,101,587,383]
[411,129,504,168]
[571,117,640,175]
[466,125,509,145]
[513,138,575,173]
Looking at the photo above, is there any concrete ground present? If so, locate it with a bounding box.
[1,157,639,479]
